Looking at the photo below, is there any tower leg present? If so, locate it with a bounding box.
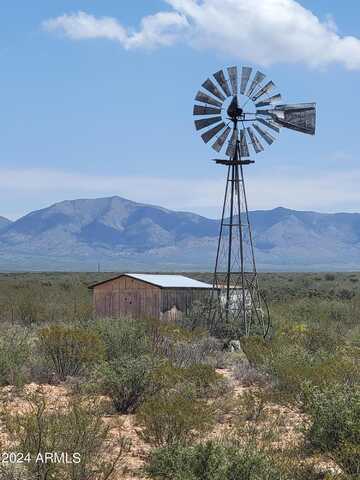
[210,158,271,338]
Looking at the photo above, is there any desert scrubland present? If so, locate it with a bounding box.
[0,272,359,479]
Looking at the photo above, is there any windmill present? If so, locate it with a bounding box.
[193,66,316,337]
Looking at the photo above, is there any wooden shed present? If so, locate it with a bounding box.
[88,273,214,321]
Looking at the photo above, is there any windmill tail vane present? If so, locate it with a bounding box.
[193,65,316,338]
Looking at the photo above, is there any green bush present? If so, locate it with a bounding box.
[240,336,270,367]
[181,363,230,398]
[97,355,155,413]
[137,390,215,447]
[303,383,360,476]
[151,362,229,399]
[94,317,150,361]
[38,325,105,381]
[3,393,130,480]
[241,315,359,398]
[145,442,226,480]
[14,287,43,325]
[145,441,285,480]
[325,273,336,281]
[0,327,30,386]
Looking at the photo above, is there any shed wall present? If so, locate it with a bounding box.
[93,276,161,319]
[92,276,212,321]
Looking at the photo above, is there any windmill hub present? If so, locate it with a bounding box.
[227,95,243,120]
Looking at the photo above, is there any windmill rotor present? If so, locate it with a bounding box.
[193,65,316,158]
[192,65,317,338]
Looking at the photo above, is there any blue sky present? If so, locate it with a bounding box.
[0,0,360,219]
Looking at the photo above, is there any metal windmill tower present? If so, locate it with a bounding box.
[193,66,316,337]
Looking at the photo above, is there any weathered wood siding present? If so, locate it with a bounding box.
[93,276,161,319]
[92,276,212,320]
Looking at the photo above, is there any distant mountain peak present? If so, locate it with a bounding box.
[0,197,359,271]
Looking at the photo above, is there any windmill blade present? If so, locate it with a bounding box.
[201,122,226,143]
[256,117,281,133]
[193,105,222,116]
[212,126,231,152]
[253,124,276,145]
[256,93,282,108]
[240,66,252,95]
[225,127,251,158]
[271,103,316,135]
[247,126,264,153]
[214,70,231,97]
[195,116,223,131]
[240,129,249,157]
[247,71,266,98]
[227,66,238,95]
[202,78,226,101]
[195,91,222,108]
[252,81,275,102]
[226,128,238,158]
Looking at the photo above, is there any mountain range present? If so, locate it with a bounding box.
[0,216,12,231]
[0,196,359,271]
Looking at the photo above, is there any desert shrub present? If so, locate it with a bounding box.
[162,337,218,367]
[93,316,150,361]
[300,324,341,354]
[71,301,93,325]
[145,441,285,480]
[233,360,270,387]
[137,390,215,447]
[332,442,360,478]
[208,350,230,368]
[325,273,336,281]
[241,317,359,398]
[269,351,359,398]
[13,287,43,325]
[274,317,345,355]
[3,393,130,480]
[236,389,269,423]
[150,323,220,368]
[97,354,155,413]
[337,289,355,301]
[303,383,360,476]
[182,299,213,331]
[240,336,270,367]
[145,442,227,480]
[151,362,231,399]
[38,325,105,381]
[0,464,32,480]
[29,360,59,385]
[181,363,230,398]
[0,327,30,386]
[229,389,293,451]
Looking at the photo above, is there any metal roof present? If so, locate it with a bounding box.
[125,274,213,289]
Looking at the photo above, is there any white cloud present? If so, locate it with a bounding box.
[43,0,360,69]
[1,167,359,220]
[43,10,188,49]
